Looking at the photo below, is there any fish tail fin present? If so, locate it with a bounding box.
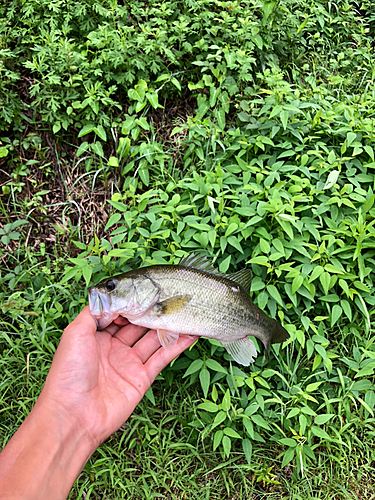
[220,337,258,366]
[261,320,289,362]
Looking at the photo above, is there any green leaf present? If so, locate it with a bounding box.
[128,82,147,102]
[155,73,170,83]
[199,368,210,398]
[259,238,270,254]
[94,125,106,141]
[213,430,223,450]
[222,435,231,457]
[144,387,155,405]
[355,362,375,378]
[251,414,271,430]
[243,418,254,439]
[78,124,95,137]
[136,117,150,130]
[305,382,322,392]
[315,344,327,360]
[286,408,300,419]
[219,255,231,273]
[197,401,219,412]
[222,389,231,412]
[53,122,61,134]
[217,107,226,130]
[225,222,238,237]
[171,77,181,91]
[107,156,119,167]
[346,132,356,148]
[276,218,294,239]
[300,406,316,416]
[248,256,270,267]
[341,299,352,321]
[314,414,334,425]
[76,142,90,156]
[223,427,241,439]
[105,213,122,231]
[257,291,268,310]
[139,166,150,186]
[279,438,297,447]
[266,285,284,307]
[292,274,304,294]
[309,265,324,282]
[205,359,228,374]
[311,426,331,440]
[331,304,342,327]
[280,110,288,129]
[324,264,345,274]
[212,411,227,428]
[146,92,159,109]
[242,439,252,465]
[227,235,243,253]
[183,359,203,377]
[281,446,295,468]
[351,380,372,392]
[262,1,276,19]
[324,170,339,189]
[91,142,104,157]
[319,272,331,295]
[61,267,80,283]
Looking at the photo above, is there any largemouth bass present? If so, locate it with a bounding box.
[88,254,289,366]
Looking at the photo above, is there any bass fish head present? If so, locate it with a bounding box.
[88,272,160,330]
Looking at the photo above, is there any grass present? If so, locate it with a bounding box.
[2,0,375,497]
[2,139,375,499]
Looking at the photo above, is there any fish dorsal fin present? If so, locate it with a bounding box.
[227,268,253,294]
[178,253,223,276]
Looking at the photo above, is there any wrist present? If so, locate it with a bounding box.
[0,396,96,500]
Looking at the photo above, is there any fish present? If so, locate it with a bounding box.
[87,253,289,366]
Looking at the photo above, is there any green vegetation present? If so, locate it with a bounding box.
[1,0,375,497]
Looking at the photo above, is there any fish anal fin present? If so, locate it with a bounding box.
[220,337,258,366]
[157,329,179,349]
[227,269,253,294]
[153,295,192,316]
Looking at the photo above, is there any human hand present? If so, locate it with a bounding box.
[38,306,197,449]
[0,306,197,500]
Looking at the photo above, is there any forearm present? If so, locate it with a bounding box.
[0,398,96,500]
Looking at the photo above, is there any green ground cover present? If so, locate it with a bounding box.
[1,0,375,498]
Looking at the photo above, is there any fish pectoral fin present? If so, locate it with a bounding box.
[157,329,180,349]
[220,337,258,366]
[153,295,192,316]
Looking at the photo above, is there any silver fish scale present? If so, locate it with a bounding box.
[136,266,264,341]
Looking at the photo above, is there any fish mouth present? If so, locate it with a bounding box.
[88,287,106,315]
[88,287,115,329]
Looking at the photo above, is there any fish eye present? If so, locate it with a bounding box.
[105,279,117,292]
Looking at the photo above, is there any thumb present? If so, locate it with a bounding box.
[64,306,97,338]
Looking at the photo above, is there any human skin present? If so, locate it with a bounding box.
[0,306,197,500]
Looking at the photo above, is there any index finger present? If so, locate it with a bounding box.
[145,335,198,381]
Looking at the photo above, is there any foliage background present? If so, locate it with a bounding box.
[1,0,375,498]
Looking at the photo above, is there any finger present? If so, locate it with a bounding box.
[113,323,149,347]
[104,323,121,336]
[130,329,163,364]
[64,305,97,337]
[113,316,129,326]
[145,335,198,380]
